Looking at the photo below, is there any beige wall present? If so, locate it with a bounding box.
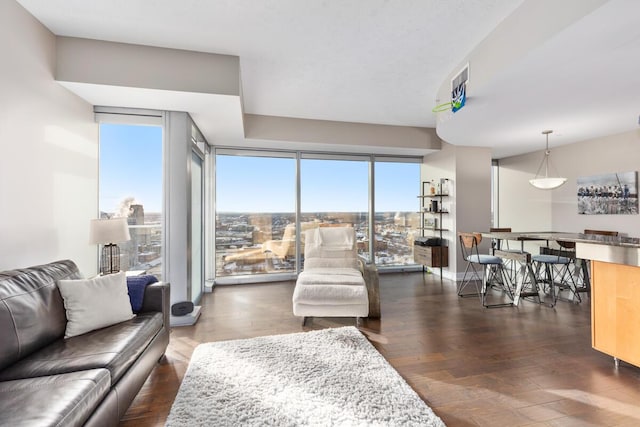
[499,129,640,240]
[245,114,441,155]
[56,37,240,96]
[423,142,492,279]
[0,1,97,273]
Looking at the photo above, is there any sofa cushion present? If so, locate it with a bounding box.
[57,272,134,338]
[0,368,110,427]
[0,312,162,384]
[0,260,81,371]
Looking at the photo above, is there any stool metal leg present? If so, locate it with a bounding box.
[482,264,514,308]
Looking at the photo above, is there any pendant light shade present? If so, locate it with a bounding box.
[529,130,567,190]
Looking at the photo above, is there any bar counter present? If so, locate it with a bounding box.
[556,233,640,369]
[483,231,640,368]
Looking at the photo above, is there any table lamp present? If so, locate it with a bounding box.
[89,218,131,275]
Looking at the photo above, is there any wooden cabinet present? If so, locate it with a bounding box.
[591,260,640,367]
[414,245,448,268]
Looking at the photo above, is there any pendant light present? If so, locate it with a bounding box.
[529,130,567,190]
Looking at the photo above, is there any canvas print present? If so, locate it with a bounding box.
[577,171,638,215]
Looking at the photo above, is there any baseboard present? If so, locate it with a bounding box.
[170,305,201,327]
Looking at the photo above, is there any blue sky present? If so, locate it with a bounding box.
[216,156,419,213]
[100,123,420,214]
[99,123,163,213]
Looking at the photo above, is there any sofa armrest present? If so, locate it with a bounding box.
[358,257,380,319]
[139,282,170,328]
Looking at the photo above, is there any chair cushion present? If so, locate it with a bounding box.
[304,227,358,259]
[0,369,110,427]
[466,254,503,265]
[316,227,354,250]
[304,257,359,270]
[532,254,571,264]
[293,269,367,306]
[0,312,162,384]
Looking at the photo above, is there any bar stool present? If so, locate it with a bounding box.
[489,227,529,285]
[489,227,540,305]
[458,232,513,308]
[532,240,580,306]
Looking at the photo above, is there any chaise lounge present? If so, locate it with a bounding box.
[292,226,380,325]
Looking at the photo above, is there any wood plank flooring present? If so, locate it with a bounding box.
[120,272,640,426]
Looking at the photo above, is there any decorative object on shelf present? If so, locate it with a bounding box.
[440,178,450,196]
[429,181,436,195]
[89,217,131,275]
[529,130,567,190]
[577,171,638,215]
[424,217,437,229]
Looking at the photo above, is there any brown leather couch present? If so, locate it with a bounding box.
[0,260,170,426]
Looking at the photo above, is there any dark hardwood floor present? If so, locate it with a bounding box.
[120,272,640,426]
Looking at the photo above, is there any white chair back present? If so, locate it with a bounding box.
[304,227,358,269]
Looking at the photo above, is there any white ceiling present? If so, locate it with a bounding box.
[16,0,640,158]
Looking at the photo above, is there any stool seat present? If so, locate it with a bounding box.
[532,254,571,264]
[466,254,503,265]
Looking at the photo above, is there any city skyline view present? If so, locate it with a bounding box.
[100,123,423,277]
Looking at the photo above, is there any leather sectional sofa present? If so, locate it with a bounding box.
[0,260,170,426]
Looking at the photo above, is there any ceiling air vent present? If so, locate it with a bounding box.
[451,64,469,92]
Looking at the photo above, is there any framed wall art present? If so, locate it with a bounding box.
[577,171,638,215]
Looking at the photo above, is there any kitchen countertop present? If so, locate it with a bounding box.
[483,231,640,249]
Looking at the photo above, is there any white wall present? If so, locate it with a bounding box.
[0,1,97,273]
[499,129,640,238]
[165,112,191,305]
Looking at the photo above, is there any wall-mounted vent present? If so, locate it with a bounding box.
[451,64,469,91]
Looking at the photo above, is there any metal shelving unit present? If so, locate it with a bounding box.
[416,179,449,278]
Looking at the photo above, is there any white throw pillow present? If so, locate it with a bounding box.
[57,271,134,338]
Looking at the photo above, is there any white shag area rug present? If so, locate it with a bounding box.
[166,326,445,426]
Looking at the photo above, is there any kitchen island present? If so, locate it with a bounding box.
[482,231,640,368]
[573,235,640,369]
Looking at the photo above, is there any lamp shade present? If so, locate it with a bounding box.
[529,177,567,190]
[89,218,131,244]
[529,130,567,190]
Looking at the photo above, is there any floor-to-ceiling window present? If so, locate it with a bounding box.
[212,148,421,282]
[215,150,296,278]
[300,155,369,262]
[374,159,421,266]
[98,122,163,279]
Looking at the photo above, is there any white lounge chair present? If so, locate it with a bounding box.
[292,226,380,325]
